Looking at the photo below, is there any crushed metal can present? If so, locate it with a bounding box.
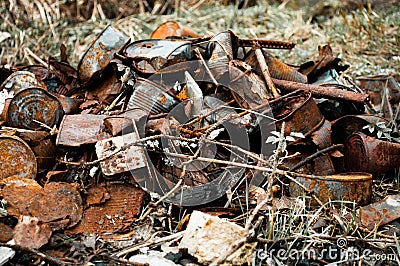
[0,71,47,93]
[207,30,238,80]
[127,78,179,114]
[344,133,400,176]
[122,39,191,74]
[273,90,324,139]
[78,25,129,85]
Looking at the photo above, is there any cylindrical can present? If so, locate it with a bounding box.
[0,135,37,180]
[344,133,400,175]
[289,172,372,206]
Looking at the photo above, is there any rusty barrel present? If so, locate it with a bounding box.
[289,172,372,206]
[0,135,37,180]
[344,133,400,175]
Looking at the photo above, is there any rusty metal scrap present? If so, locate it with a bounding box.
[0,177,82,231]
[344,133,400,176]
[0,135,37,180]
[359,194,400,230]
[289,172,372,206]
[0,22,400,250]
[273,78,369,103]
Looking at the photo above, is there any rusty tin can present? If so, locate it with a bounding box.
[344,133,400,175]
[0,135,37,180]
[127,78,179,114]
[0,70,47,93]
[123,39,191,74]
[289,172,372,206]
[78,25,129,85]
[5,88,64,130]
[273,90,324,138]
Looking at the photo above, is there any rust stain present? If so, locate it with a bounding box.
[1,177,82,231]
[66,183,147,235]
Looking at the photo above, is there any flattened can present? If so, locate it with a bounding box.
[0,135,37,180]
[5,88,64,130]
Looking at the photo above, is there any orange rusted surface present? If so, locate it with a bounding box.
[359,194,400,230]
[245,50,307,83]
[150,21,199,39]
[0,135,37,180]
[0,222,14,243]
[289,172,372,206]
[1,177,82,231]
[66,183,147,235]
[344,133,400,175]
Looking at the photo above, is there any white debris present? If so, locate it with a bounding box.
[179,210,256,265]
[0,89,14,115]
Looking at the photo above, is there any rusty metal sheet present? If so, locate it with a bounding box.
[207,30,238,80]
[311,119,332,149]
[289,172,372,206]
[13,216,52,249]
[228,60,270,109]
[123,39,191,74]
[150,21,199,39]
[95,129,147,176]
[273,90,324,138]
[0,70,47,94]
[0,135,37,180]
[5,88,64,130]
[1,177,82,231]
[244,50,307,83]
[56,114,111,146]
[0,222,13,243]
[65,183,147,235]
[127,78,179,115]
[78,25,129,84]
[344,133,400,175]
[359,194,400,230]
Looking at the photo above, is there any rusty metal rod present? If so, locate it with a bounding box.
[255,48,280,98]
[272,78,369,103]
[239,39,295,49]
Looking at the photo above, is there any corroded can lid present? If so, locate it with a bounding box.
[6,88,64,130]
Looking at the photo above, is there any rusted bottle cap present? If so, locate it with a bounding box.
[0,135,37,180]
[5,88,64,130]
